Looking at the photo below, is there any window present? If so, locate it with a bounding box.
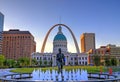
[82,57,84,60]
[79,57,81,60]
[79,62,81,64]
[85,57,87,60]
[71,58,73,60]
[74,57,77,60]
[48,57,50,60]
[82,61,84,64]
[44,57,46,60]
[37,57,39,60]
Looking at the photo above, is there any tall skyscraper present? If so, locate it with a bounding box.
[0,12,4,32]
[2,29,36,60]
[0,12,4,54]
[80,33,95,53]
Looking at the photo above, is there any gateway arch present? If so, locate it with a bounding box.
[41,24,80,54]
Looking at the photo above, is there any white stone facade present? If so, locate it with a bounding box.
[53,40,67,53]
[31,52,88,66]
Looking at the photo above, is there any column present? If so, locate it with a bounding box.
[65,56,67,65]
[52,56,54,66]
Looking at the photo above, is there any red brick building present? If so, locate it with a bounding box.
[88,44,120,66]
[2,29,36,60]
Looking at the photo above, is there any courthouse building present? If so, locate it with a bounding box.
[32,25,88,66]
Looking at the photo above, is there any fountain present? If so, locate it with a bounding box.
[32,69,88,81]
[0,68,119,82]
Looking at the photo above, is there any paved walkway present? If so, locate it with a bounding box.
[0,69,15,77]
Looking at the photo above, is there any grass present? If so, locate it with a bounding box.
[10,66,105,73]
[104,66,120,72]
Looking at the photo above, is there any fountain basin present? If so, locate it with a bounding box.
[0,69,119,82]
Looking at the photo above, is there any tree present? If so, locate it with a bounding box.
[49,60,52,66]
[18,57,30,67]
[105,56,111,66]
[0,55,5,66]
[75,62,78,65]
[32,59,38,66]
[111,57,117,66]
[93,55,100,66]
[4,59,16,68]
[44,60,47,66]
[39,60,42,66]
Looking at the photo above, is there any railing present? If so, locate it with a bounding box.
[0,73,32,82]
[88,73,117,79]
[0,73,120,82]
[3,73,32,79]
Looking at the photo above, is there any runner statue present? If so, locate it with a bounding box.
[56,48,65,74]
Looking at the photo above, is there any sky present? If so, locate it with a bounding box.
[0,0,120,53]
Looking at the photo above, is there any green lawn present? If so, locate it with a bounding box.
[10,66,105,73]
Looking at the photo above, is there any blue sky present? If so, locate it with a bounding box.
[0,0,120,52]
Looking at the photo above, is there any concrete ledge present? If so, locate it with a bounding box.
[0,73,120,82]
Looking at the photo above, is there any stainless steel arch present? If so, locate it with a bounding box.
[41,24,80,54]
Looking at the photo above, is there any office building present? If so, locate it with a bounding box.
[2,29,36,60]
[88,44,120,66]
[80,33,95,52]
[0,12,4,54]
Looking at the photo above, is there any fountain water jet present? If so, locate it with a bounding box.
[32,69,88,81]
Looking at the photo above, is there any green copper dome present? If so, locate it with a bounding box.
[53,26,67,41]
[54,34,67,41]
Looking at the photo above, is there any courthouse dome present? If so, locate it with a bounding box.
[53,26,67,41]
[54,34,67,41]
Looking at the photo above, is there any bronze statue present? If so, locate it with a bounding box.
[56,48,65,74]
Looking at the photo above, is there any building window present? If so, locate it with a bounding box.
[48,57,50,60]
[79,62,81,64]
[79,57,81,60]
[82,57,84,60]
[85,57,87,60]
[82,61,84,65]
[74,57,77,60]
[37,57,39,60]
[71,58,73,60]
[44,57,46,60]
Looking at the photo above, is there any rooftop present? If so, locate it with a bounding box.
[3,29,31,34]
